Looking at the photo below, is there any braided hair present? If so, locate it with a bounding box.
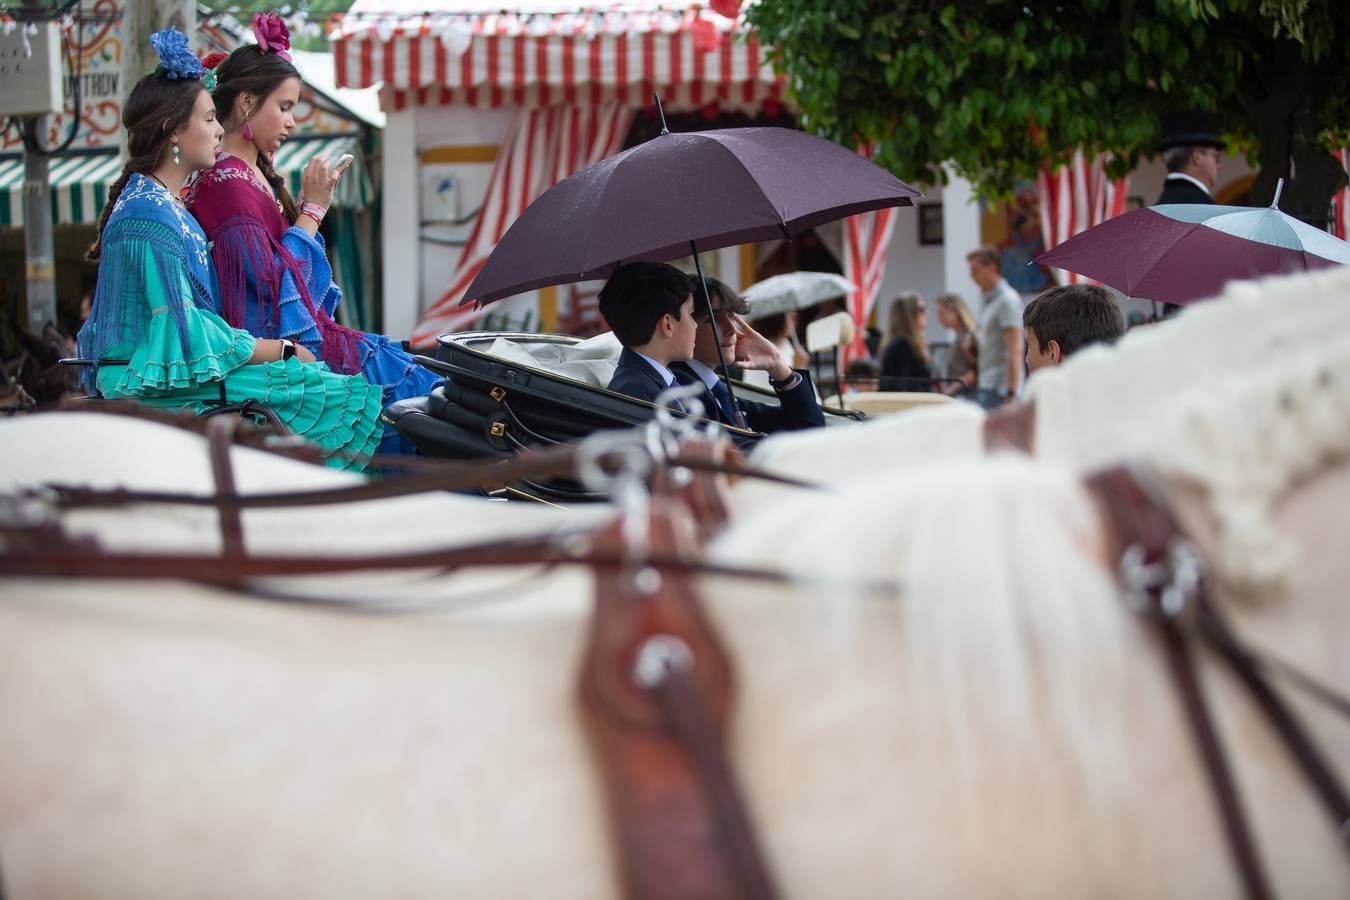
[86,73,205,261]
[210,45,302,223]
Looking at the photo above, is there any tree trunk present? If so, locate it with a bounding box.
[1246,44,1348,227]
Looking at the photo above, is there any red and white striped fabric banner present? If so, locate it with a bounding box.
[557,281,607,337]
[409,103,635,347]
[334,5,783,113]
[841,146,899,365]
[1333,148,1349,240]
[1036,150,1130,285]
[842,211,898,365]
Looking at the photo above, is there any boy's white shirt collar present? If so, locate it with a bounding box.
[682,357,720,388]
[635,350,679,387]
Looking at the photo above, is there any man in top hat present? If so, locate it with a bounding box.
[1156,110,1226,205]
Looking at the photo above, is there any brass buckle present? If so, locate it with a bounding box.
[489,386,507,402]
[489,422,506,438]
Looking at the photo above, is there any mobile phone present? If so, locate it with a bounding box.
[332,153,355,176]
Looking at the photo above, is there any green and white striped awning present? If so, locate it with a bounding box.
[0,136,373,229]
[0,151,124,228]
[273,135,374,209]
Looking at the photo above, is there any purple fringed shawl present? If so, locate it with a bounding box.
[186,155,363,374]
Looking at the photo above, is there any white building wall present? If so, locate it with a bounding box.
[382,107,420,338]
[870,169,985,349]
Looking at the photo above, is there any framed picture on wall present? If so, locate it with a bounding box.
[918,202,944,245]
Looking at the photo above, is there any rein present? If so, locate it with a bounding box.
[984,402,1348,896]
[1087,466,1350,900]
[31,410,816,514]
[7,403,1348,897]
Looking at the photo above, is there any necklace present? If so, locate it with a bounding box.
[148,173,187,206]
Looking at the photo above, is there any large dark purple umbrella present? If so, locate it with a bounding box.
[461,126,920,305]
[1036,201,1350,305]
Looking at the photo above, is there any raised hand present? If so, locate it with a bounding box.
[731,314,792,381]
[299,156,338,209]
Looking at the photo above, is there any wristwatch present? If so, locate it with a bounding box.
[280,339,297,361]
[768,369,798,390]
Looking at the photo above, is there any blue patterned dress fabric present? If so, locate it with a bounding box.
[76,174,383,471]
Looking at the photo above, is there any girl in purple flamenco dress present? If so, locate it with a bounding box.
[187,15,440,454]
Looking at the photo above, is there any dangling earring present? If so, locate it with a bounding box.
[241,109,254,142]
[171,140,181,166]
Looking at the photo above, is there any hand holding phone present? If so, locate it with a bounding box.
[332,153,355,177]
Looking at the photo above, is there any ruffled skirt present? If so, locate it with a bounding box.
[96,306,383,471]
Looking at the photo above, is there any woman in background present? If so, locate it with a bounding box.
[187,15,439,454]
[935,291,978,396]
[878,292,932,392]
[78,28,382,470]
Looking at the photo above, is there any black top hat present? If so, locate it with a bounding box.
[1155,110,1227,152]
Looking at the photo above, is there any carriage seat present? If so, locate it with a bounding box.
[842,391,953,417]
[481,332,622,389]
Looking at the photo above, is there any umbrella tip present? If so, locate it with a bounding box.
[1271,177,1284,210]
[653,91,670,135]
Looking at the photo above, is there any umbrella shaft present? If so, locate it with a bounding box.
[690,242,742,424]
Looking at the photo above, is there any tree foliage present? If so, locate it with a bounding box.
[199,1,355,52]
[746,0,1350,219]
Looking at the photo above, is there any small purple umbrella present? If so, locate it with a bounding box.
[461,125,920,306]
[1037,192,1350,305]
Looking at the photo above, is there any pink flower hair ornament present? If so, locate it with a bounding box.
[251,12,292,61]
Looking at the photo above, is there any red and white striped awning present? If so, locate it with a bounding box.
[410,103,636,344]
[333,1,785,112]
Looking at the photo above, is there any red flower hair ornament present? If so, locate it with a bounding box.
[251,12,292,61]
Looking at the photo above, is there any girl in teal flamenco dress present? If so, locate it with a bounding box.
[77,29,383,472]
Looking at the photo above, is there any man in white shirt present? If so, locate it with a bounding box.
[967,245,1023,410]
[1156,110,1225,205]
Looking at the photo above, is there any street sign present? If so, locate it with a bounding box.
[0,23,64,118]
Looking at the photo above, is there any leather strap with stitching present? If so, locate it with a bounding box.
[579,501,779,900]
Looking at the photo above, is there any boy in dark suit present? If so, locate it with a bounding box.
[671,278,824,433]
[600,262,699,404]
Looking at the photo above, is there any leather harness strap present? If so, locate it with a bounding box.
[1088,466,1350,899]
[982,399,1036,452]
[1087,467,1273,900]
[1195,600,1350,835]
[579,501,779,900]
[650,438,741,538]
[206,417,246,558]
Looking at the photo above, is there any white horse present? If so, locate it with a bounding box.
[0,271,1348,898]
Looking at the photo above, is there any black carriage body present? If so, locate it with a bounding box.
[384,332,857,502]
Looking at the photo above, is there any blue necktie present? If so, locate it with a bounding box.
[709,378,743,427]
